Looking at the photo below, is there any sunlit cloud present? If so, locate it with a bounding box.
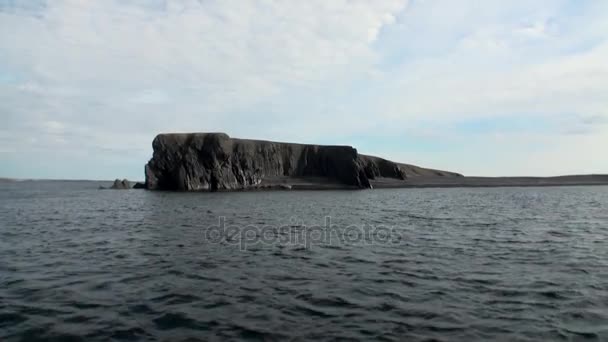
[0,0,607,178]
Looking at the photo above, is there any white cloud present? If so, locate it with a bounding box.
[0,0,408,124]
[378,40,608,122]
[0,0,607,178]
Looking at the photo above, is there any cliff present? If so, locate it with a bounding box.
[144,133,461,191]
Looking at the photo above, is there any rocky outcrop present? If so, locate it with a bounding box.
[110,179,131,189]
[144,133,461,191]
[133,182,146,189]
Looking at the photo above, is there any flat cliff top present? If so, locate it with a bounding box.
[155,132,356,149]
[152,132,462,178]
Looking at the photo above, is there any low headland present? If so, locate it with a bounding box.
[142,133,608,191]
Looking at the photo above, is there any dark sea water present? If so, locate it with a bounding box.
[1,181,607,341]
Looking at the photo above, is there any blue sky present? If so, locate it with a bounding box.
[1,0,607,179]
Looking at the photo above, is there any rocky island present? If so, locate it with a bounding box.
[144,133,461,191]
[143,133,608,191]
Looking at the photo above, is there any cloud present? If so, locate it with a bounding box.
[0,0,607,178]
[0,0,408,130]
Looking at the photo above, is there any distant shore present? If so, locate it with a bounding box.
[369,175,608,189]
[2,175,608,190]
[255,175,608,190]
[0,178,144,183]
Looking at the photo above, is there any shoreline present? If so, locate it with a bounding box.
[3,175,608,191]
[202,175,608,191]
[368,175,608,189]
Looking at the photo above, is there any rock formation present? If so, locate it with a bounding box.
[133,182,146,189]
[144,133,461,191]
[110,179,131,190]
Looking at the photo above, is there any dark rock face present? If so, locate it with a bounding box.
[110,179,131,190]
[133,182,146,189]
[360,155,407,180]
[145,133,461,191]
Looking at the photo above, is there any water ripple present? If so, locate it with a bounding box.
[1,182,607,341]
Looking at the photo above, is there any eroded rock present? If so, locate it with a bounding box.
[144,133,461,191]
[110,179,131,190]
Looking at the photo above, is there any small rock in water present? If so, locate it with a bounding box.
[133,182,146,189]
[110,179,131,189]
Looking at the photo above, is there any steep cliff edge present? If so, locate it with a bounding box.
[144,133,461,191]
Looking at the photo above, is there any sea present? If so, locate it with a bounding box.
[1,180,607,341]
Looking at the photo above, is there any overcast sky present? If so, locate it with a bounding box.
[1,0,607,180]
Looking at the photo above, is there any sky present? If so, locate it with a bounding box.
[1,0,607,180]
